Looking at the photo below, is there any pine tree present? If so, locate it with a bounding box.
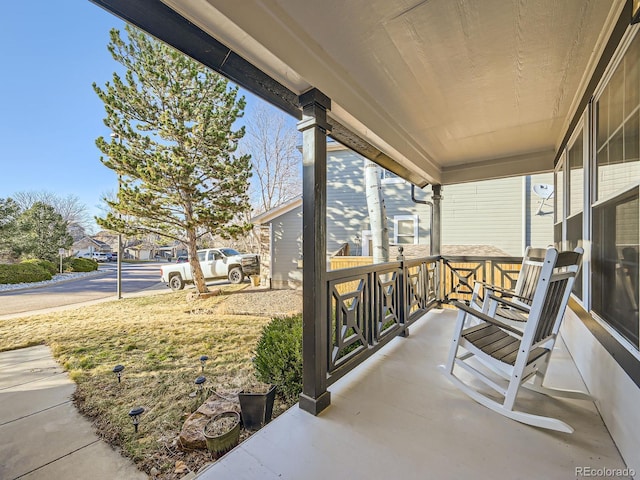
[93,26,252,293]
[0,198,21,260]
[16,202,72,263]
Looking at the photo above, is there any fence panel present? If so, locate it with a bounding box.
[440,256,523,307]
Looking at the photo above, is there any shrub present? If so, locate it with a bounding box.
[253,315,303,403]
[21,258,58,276]
[64,257,98,272]
[0,262,52,284]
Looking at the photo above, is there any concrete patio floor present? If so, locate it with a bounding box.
[196,308,630,480]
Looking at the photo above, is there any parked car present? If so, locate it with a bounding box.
[82,252,109,262]
[160,248,260,290]
[110,252,118,262]
[176,255,188,263]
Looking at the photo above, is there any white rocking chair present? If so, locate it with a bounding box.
[442,247,591,433]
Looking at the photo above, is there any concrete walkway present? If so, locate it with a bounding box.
[0,345,147,480]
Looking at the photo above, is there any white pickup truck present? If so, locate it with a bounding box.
[160,248,260,291]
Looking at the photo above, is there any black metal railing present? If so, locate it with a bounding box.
[321,254,522,387]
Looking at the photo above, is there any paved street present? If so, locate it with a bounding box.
[0,262,167,319]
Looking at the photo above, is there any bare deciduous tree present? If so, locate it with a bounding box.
[13,191,93,240]
[243,105,301,213]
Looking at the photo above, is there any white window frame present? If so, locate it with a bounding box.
[380,169,405,185]
[361,230,372,256]
[393,215,419,245]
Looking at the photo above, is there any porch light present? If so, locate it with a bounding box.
[199,355,208,372]
[195,375,206,393]
[112,364,124,383]
[128,406,144,433]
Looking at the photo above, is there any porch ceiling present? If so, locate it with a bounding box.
[90,0,626,185]
[159,0,626,185]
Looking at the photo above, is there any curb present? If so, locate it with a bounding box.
[0,269,110,295]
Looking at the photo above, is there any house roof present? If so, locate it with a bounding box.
[72,236,111,250]
[252,196,302,224]
[91,0,629,186]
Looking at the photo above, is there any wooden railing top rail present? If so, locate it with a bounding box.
[326,261,402,280]
[442,255,523,263]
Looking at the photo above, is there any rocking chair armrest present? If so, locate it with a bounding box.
[473,281,522,299]
[451,300,524,337]
[487,294,531,312]
[473,280,503,292]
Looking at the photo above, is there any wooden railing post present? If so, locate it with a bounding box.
[397,246,409,337]
[298,89,332,415]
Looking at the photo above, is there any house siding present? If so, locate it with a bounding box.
[442,172,553,256]
[528,173,556,249]
[327,148,432,255]
[270,206,303,289]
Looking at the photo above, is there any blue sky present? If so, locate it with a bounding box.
[0,1,294,231]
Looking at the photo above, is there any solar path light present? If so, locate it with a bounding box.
[200,355,208,372]
[195,375,206,394]
[128,407,144,433]
[112,364,124,383]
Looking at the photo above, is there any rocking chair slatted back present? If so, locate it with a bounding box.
[526,249,583,346]
[514,247,546,306]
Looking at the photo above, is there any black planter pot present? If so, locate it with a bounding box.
[238,384,276,431]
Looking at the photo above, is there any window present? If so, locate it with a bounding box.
[393,215,418,245]
[554,159,565,248]
[590,31,640,351]
[592,188,639,350]
[568,130,584,217]
[567,127,584,299]
[566,213,583,299]
[555,161,564,223]
[380,169,404,184]
[596,33,640,201]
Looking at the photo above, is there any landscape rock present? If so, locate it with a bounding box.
[178,394,239,450]
[174,460,188,474]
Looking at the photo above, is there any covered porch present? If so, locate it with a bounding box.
[197,307,627,479]
[88,0,640,476]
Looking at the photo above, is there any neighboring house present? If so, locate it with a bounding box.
[95,230,187,261]
[253,197,303,289]
[93,231,120,254]
[155,243,188,260]
[442,173,554,254]
[71,236,112,258]
[253,143,554,289]
[125,239,155,260]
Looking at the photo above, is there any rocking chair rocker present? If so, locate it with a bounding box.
[442,247,590,433]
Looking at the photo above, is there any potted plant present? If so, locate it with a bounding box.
[238,383,276,431]
[203,411,241,459]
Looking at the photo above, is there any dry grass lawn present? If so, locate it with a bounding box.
[0,286,285,478]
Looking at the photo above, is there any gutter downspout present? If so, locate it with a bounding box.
[411,184,442,256]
